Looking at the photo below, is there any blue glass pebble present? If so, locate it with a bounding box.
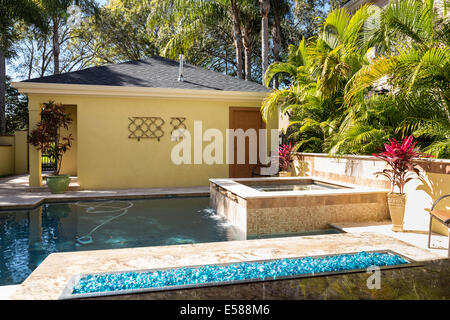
[71,251,408,295]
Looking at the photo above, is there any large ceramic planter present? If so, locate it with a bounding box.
[387,193,407,232]
[46,175,70,194]
[279,171,291,177]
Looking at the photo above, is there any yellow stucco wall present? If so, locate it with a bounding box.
[0,145,14,176]
[0,132,28,176]
[28,94,275,189]
[14,131,28,174]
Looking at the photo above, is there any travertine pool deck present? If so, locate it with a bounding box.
[0,175,209,209]
[332,220,449,258]
[10,232,443,300]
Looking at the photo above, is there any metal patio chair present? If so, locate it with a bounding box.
[427,194,450,258]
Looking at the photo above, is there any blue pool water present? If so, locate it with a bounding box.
[0,197,238,286]
[0,196,344,287]
[69,251,409,296]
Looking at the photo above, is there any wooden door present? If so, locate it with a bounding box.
[229,107,265,178]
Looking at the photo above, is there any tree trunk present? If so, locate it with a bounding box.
[242,29,253,81]
[0,49,6,135]
[259,0,270,85]
[52,18,60,75]
[272,0,282,89]
[231,1,244,79]
[225,49,228,75]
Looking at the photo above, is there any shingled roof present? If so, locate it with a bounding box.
[23,56,270,93]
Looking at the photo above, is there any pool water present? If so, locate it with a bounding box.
[0,197,239,286]
[249,182,339,192]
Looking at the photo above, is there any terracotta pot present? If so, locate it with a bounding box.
[387,193,407,232]
[279,171,291,177]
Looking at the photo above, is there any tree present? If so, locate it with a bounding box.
[263,0,450,158]
[38,0,98,75]
[147,0,249,79]
[231,0,245,79]
[0,0,46,135]
[240,1,260,81]
[74,0,158,64]
[342,0,450,157]
[259,0,270,84]
[5,76,28,134]
[28,101,73,175]
[261,4,377,152]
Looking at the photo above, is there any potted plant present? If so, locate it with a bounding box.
[279,142,294,177]
[373,136,432,232]
[28,101,74,194]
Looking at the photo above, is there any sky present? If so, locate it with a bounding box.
[95,0,109,6]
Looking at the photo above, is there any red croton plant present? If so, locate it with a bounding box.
[28,101,73,175]
[372,136,433,194]
[279,143,294,172]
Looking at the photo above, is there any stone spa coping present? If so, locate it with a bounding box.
[209,176,389,200]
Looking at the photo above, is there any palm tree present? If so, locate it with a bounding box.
[0,0,46,135]
[261,5,375,152]
[148,0,251,79]
[240,1,260,81]
[259,0,270,84]
[261,37,312,121]
[346,0,449,108]
[341,0,450,157]
[331,91,450,158]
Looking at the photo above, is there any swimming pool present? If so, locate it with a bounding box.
[0,197,239,286]
[0,196,345,286]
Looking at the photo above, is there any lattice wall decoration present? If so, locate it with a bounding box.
[128,117,165,141]
[169,117,187,141]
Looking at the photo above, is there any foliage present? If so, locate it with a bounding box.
[373,136,432,194]
[262,4,375,152]
[262,0,450,159]
[0,0,47,53]
[0,0,47,135]
[278,142,294,172]
[342,0,450,158]
[27,101,73,175]
[5,76,28,134]
[72,0,157,65]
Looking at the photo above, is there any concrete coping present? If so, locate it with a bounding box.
[209,176,389,200]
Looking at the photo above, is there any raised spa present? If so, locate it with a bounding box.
[210,177,389,239]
